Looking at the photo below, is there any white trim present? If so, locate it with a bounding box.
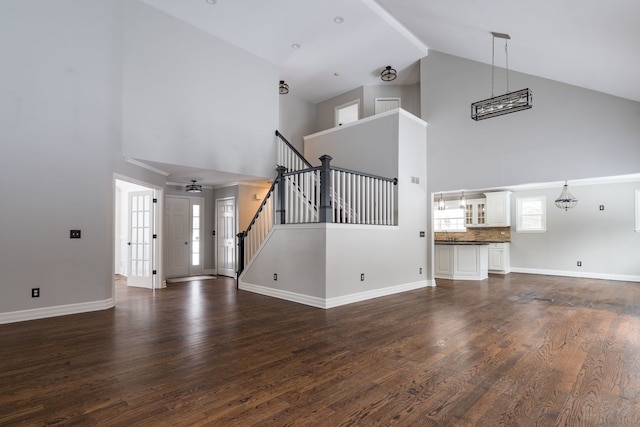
[124,158,170,176]
[360,0,430,55]
[0,298,114,325]
[238,283,327,308]
[238,280,433,309]
[325,280,433,308]
[510,267,640,283]
[306,108,426,140]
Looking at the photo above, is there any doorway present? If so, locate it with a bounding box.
[216,197,236,277]
[114,177,162,290]
[165,196,204,278]
[335,100,359,127]
[375,97,401,114]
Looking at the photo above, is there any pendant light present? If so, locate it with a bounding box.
[555,180,578,210]
[380,66,397,82]
[471,32,532,120]
[438,192,445,211]
[186,180,202,193]
[459,191,466,209]
[279,80,289,94]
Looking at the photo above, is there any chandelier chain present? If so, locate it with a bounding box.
[505,38,509,93]
[491,36,495,97]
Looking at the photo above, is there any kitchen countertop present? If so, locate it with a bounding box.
[434,241,511,245]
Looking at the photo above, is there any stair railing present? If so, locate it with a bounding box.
[237,134,397,277]
[276,130,312,172]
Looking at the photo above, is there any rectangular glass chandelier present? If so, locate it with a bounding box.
[471,88,532,121]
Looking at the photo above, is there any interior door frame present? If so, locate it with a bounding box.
[215,196,237,277]
[188,197,204,277]
[113,174,164,297]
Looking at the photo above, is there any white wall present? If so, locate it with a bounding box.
[240,111,430,307]
[422,51,640,192]
[122,0,279,179]
[421,50,640,282]
[0,0,122,318]
[304,111,399,178]
[314,84,421,134]
[362,83,420,118]
[315,87,365,132]
[510,180,640,279]
[279,93,317,154]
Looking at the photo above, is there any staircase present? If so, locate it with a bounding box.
[237,130,398,276]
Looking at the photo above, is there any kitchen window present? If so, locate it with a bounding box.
[434,202,466,232]
[636,190,640,233]
[516,196,546,232]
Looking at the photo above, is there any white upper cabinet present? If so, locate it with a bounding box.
[465,198,486,227]
[484,191,511,227]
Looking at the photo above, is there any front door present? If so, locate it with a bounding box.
[127,190,154,288]
[216,198,236,277]
[166,197,190,278]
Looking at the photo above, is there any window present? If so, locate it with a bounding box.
[434,203,466,232]
[636,190,640,233]
[516,196,546,232]
[192,203,201,266]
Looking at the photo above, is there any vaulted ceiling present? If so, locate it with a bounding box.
[137,0,640,187]
[141,0,640,103]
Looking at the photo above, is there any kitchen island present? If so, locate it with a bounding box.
[434,242,489,281]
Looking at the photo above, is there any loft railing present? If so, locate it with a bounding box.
[237,153,397,276]
[276,130,311,172]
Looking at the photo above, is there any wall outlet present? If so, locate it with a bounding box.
[360,273,365,281]
[273,273,278,281]
[419,267,423,274]
[32,288,40,298]
[577,261,582,267]
[70,230,81,239]
[599,205,605,211]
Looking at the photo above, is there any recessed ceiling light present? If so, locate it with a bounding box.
[333,16,344,24]
[291,43,300,49]
[206,0,217,4]
[334,72,340,77]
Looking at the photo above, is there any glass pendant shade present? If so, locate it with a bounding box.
[555,181,578,210]
[438,193,445,210]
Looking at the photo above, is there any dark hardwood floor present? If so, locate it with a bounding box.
[1,273,640,426]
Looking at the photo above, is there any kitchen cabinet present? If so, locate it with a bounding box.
[434,245,454,277]
[435,243,488,281]
[465,198,486,227]
[485,191,511,227]
[488,243,510,274]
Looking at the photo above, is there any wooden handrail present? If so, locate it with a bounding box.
[275,130,312,169]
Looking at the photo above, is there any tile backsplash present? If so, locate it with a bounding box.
[434,227,511,242]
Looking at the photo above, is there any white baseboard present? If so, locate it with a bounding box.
[510,267,640,283]
[325,280,432,308]
[238,280,434,309]
[0,298,114,325]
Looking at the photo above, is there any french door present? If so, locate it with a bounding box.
[127,190,154,288]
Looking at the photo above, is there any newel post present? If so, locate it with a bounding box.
[275,165,287,225]
[319,155,333,223]
[236,231,245,284]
